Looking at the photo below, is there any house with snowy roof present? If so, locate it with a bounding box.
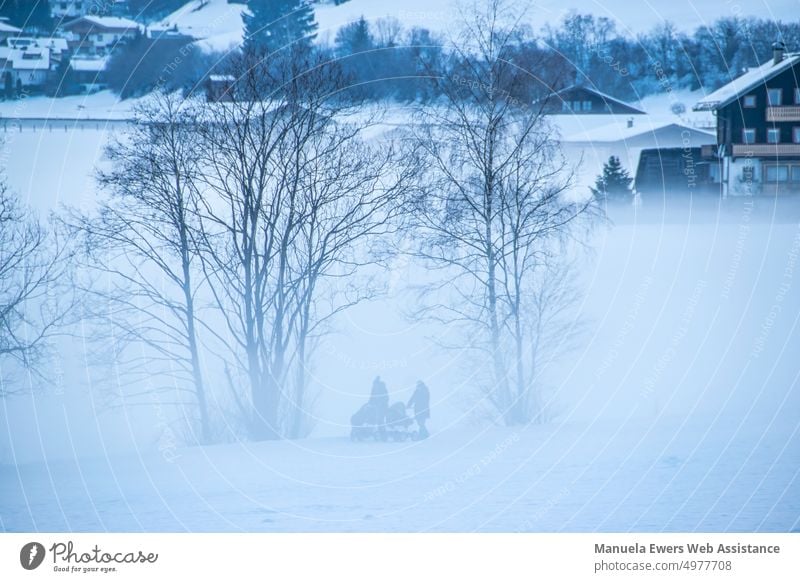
[694,41,800,196]
[51,1,130,20]
[0,45,52,94]
[59,15,140,55]
[543,84,646,115]
[551,113,716,195]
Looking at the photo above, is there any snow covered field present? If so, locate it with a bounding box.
[2,409,797,532]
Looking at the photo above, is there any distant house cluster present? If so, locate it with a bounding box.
[0,0,195,97]
[539,84,717,199]
[544,41,800,200]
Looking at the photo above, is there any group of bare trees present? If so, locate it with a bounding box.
[68,51,420,443]
[1,1,593,440]
[0,181,75,398]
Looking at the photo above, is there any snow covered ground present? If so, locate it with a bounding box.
[2,411,797,532]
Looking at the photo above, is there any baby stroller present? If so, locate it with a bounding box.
[384,402,415,441]
[350,402,382,441]
[350,401,414,442]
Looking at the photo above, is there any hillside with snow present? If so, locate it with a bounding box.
[160,0,800,53]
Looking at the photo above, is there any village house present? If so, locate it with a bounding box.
[543,84,647,115]
[51,1,130,20]
[540,85,716,195]
[694,41,800,196]
[0,45,51,95]
[59,15,140,56]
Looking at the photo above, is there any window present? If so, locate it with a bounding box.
[743,94,756,108]
[767,88,782,106]
[794,127,800,144]
[573,101,581,111]
[765,165,789,182]
[768,128,781,144]
[743,128,756,144]
[582,100,592,111]
[795,88,800,104]
[793,166,800,182]
[561,101,570,112]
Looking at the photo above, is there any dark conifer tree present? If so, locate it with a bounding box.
[590,156,633,202]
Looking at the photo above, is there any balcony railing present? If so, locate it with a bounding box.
[766,106,800,122]
[732,143,800,157]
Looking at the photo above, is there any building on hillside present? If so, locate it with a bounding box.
[0,46,52,94]
[69,55,108,92]
[551,114,716,195]
[59,15,140,55]
[51,1,92,20]
[542,84,646,115]
[0,20,22,45]
[694,41,800,196]
[206,74,236,102]
[51,1,129,20]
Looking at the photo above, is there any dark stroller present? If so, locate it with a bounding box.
[350,401,414,442]
[350,402,382,441]
[384,402,414,441]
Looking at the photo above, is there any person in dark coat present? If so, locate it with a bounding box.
[407,380,431,439]
[368,376,389,438]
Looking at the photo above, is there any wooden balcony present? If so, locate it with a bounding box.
[732,143,800,157]
[766,106,800,122]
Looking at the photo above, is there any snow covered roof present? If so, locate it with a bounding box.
[694,53,800,111]
[70,56,109,72]
[549,114,714,145]
[61,15,141,31]
[0,21,22,34]
[11,48,50,71]
[9,37,69,53]
[38,38,70,53]
[566,120,714,144]
[552,84,647,115]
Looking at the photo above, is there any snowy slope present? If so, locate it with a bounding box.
[316,0,800,39]
[162,0,800,53]
[159,0,249,52]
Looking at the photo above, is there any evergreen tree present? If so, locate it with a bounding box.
[590,156,633,202]
[243,0,317,55]
[0,0,52,32]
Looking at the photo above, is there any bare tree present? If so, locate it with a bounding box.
[71,91,214,444]
[0,182,75,397]
[195,52,416,440]
[411,0,592,425]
